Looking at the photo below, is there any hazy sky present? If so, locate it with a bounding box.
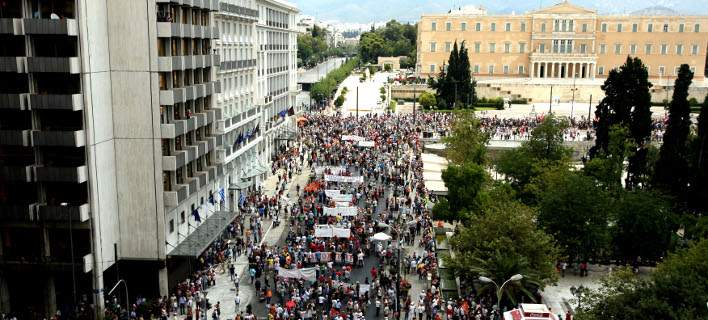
[288,0,708,25]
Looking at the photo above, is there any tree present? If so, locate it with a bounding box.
[417,91,436,110]
[334,95,345,108]
[688,96,708,211]
[584,125,634,190]
[590,57,653,189]
[653,64,694,196]
[433,162,487,222]
[447,199,559,308]
[496,114,572,191]
[575,239,708,320]
[530,169,612,262]
[358,32,386,63]
[441,110,489,165]
[358,20,417,64]
[612,190,674,263]
[430,41,475,109]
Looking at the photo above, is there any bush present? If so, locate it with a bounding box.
[311,58,359,102]
[335,95,345,108]
[379,87,386,95]
[510,98,528,104]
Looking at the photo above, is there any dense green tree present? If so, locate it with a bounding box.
[496,114,572,191]
[584,125,634,190]
[447,198,559,308]
[688,96,708,211]
[433,162,487,222]
[530,168,612,262]
[591,57,653,189]
[417,91,436,110]
[442,110,489,165]
[358,32,386,63]
[612,190,674,263]
[653,64,694,195]
[575,239,708,320]
[430,41,476,109]
[310,58,358,103]
[358,20,417,64]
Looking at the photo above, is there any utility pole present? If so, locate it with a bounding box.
[587,94,593,122]
[356,86,359,118]
[549,85,553,113]
[570,73,578,119]
[413,85,417,120]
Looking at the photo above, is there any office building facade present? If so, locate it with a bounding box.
[0,0,298,318]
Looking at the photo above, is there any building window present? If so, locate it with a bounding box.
[474,64,480,74]
[169,219,175,233]
[503,65,509,74]
[630,44,637,54]
[648,23,654,32]
[645,44,652,54]
[180,211,185,224]
[541,23,546,32]
[676,44,684,55]
[520,22,526,32]
[692,44,700,55]
[431,22,436,31]
[615,44,622,54]
[519,42,526,53]
[461,22,467,31]
[430,64,436,73]
[601,23,607,32]
[488,65,494,75]
[661,44,668,55]
[445,42,451,52]
[555,20,560,32]
[518,65,525,74]
[598,66,605,75]
[569,20,574,31]
[540,43,546,53]
[476,22,481,31]
[663,24,669,32]
[430,42,436,52]
[695,24,701,32]
[600,44,606,54]
[617,24,623,32]
[659,66,665,76]
[632,23,638,32]
[490,23,496,31]
[446,22,452,31]
[582,23,588,32]
[679,23,684,32]
[474,42,481,53]
[489,43,496,53]
[553,40,559,53]
[505,22,511,31]
[674,66,680,76]
[691,66,696,73]
[504,43,511,53]
[580,44,587,54]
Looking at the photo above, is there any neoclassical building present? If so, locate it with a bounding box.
[417,1,708,81]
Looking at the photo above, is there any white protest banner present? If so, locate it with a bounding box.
[359,284,371,295]
[325,189,342,198]
[278,267,317,281]
[332,227,351,238]
[357,140,375,148]
[315,166,347,175]
[335,201,350,207]
[314,225,351,238]
[323,206,359,216]
[341,135,365,141]
[325,175,364,183]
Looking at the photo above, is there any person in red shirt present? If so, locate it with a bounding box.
[370,266,378,280]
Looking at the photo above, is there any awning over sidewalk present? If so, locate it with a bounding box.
[167,211,237,257]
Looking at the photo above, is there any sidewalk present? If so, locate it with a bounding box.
[204,161,312,319]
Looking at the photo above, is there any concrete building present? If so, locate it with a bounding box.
[417,1,708,81]
[0,0,298,318]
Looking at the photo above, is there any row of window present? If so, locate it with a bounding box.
[429,20,702,33]
[429,41,702,56]
[427,64,696,77]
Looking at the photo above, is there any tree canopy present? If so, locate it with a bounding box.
[358,20,416,65]
[429,41,476,109]
[442,110,489,165]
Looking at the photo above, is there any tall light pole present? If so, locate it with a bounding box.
[479,274,523,318]
[571,72,578,119]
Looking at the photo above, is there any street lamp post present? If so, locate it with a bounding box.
[479,274,523,319]
[571,73,579,119]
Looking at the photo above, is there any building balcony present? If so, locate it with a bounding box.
[157,22,219,39]
[186,145,198,162]
[197,170,208,188]
[160,119,186,139]
[0,57,27,73]
[207,165,217,181]
[32,130,86,147]
[0,130,32,146]
[26,57,80,73]
[34,165,88,183]
[0,93,29,110]
[195,112,207,128]
[162,150,187,171]
[0,166,34,182]
[205,109,216,124]
[187,177,198,195]
[164,184,188,207]
[529,52,597,62]
[197,140,207,157]
[28,94,83,111]
[214,148,226,164]
[0,204,36,221]
[206,136,216,153]
[36,203,90,222]
[159,87,185,105]
[23,18,78,36]
[0,18,24,35]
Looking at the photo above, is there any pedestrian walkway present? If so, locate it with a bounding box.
[203,162,312,320]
